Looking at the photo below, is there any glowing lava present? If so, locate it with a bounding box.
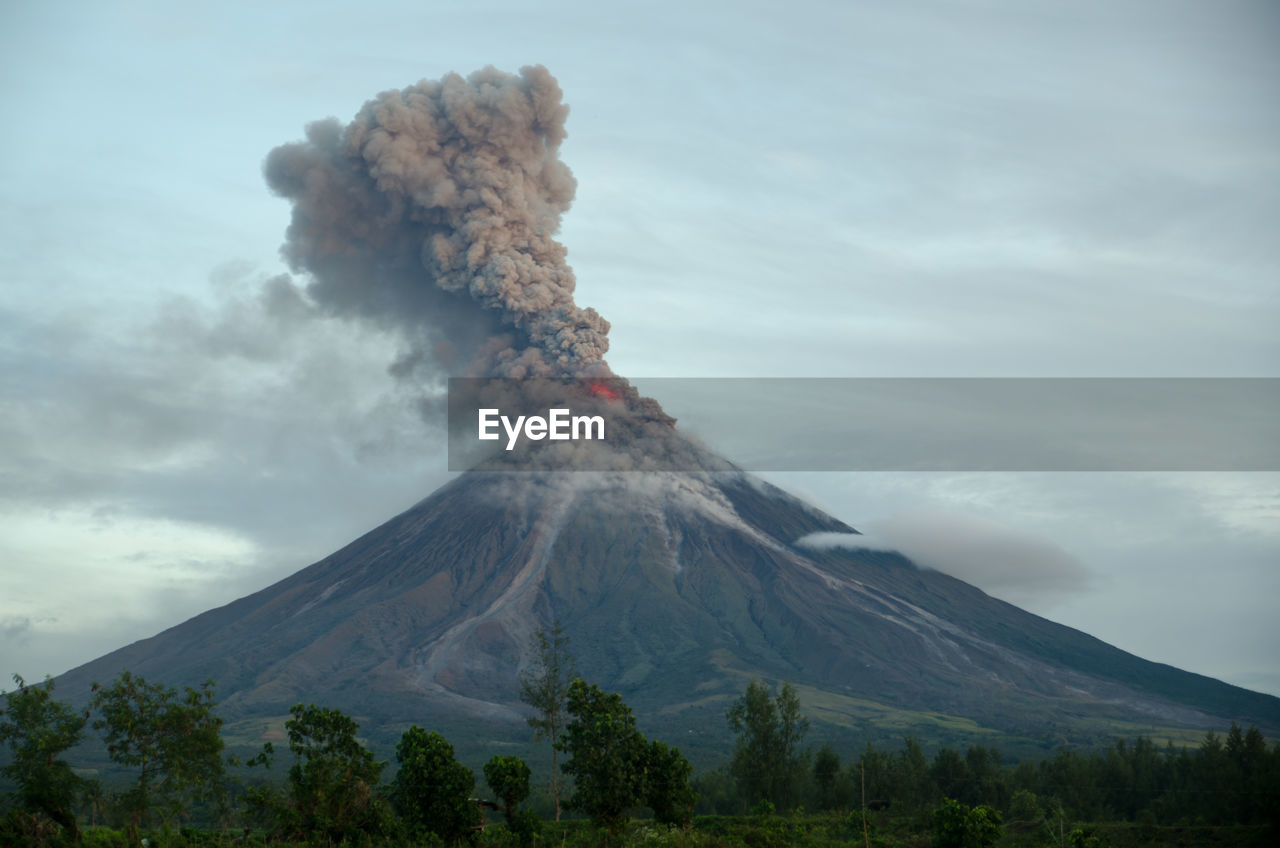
[589,382,620,401]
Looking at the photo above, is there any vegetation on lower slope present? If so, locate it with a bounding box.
[4,669,1279,848]
[4,808,1277,848]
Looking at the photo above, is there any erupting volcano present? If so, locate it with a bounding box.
[52,66,1280,760]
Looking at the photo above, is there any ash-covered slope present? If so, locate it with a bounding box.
[54,469,1279,750]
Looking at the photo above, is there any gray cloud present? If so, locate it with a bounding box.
[800,510,1093,603]
[1,616,33,648]
[0,268,456,681]
[0,266,446,546]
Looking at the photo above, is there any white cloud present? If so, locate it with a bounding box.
[797,511,1093,606]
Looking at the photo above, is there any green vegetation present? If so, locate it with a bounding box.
[932,797,1002,848]
[485,754,539,847]
[2,671,1279,847]
[88,672,227,837]
[726,679,809,813]
[643,740,697,828]
[485,754,532,825]
[0,675,86,840]
[250,702,390,843]
[558,678,650,835]
[519,620,576,821]
[393,726,479,844]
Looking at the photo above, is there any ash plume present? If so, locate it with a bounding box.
[265,65,705,469]
[264,65,610,381]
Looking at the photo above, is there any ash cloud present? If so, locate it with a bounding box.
[263,65,700,469]
[264,65,611,381]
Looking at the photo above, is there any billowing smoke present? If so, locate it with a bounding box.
[264,65,611,380]
[264,65,721,470]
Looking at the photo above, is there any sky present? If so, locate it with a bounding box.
[2,0,1278,701]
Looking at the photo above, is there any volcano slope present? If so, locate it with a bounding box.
[54,469,1279,761]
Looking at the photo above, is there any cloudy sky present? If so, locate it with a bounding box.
[2,0,1278,701]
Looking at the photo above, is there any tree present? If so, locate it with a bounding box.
[725,679,809,812]
[280,703,388,843]
[0,675,87,839]
[895,735,934,812]
[89,671,226,833]
[484,754,540,848]
[518,620,576,820]
[558,678,647,836]
[857,741,891,808]
[932,797,1003,848]
[1007,789,1040,825]
[931,748,969,805]
[642,739,697,827]
[484,754,531,825]
[813,743,841,811]
[392,727,481,844]
[965,745,1005,810]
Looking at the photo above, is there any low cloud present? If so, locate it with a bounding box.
[0,266,443,523]
[796,531,896,552]
[0,268,455,681]
[800,510,1092,604]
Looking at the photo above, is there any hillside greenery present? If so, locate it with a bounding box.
[2,671,1279,847]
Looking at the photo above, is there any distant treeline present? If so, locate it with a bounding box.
[696,721,1280,829]
[4,646,1279,846]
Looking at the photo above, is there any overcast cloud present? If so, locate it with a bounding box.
[1,0,1277,698]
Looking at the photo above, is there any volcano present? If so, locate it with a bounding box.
[43,65,1279,766]
[53,465,1280,761]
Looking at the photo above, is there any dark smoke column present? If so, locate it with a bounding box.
[264,65,611,380]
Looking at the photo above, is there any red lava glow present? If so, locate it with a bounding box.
[589,382,620,401]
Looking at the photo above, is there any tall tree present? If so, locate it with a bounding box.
[90,671,226,834]
[725,679,809,812]
[557,678,647,837]
[813,743,841,811]
[931,748,969,805]
[0,675,87,839]
[896,735,933,812]
[518,619,576,819]
[857,741,891,807]
[280,703,388,843]
[393,727,481,844]
[642,739,697,827]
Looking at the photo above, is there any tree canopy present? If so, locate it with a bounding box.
[558,678,648,834]
[725,679,809,812]
[0,675,86,839]
[393,726,481,843]
[89,671,225,833]
[484,754,531,825]
[279,703,388,843]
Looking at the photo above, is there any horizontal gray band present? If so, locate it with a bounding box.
[447,378,1279,472]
